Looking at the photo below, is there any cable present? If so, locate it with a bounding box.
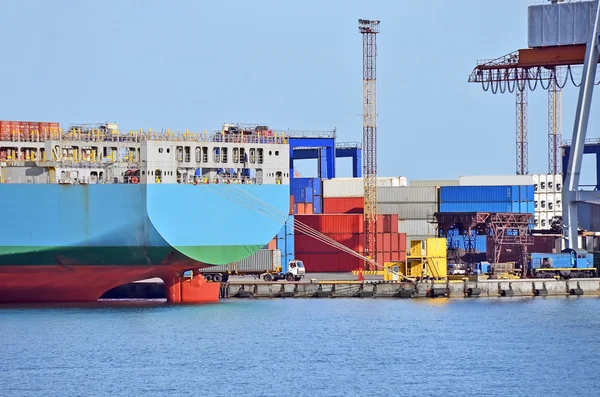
[202,182,415,281]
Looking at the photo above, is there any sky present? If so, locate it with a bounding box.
[0,0,599,183]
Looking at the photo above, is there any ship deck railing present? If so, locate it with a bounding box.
[0,130,289,145]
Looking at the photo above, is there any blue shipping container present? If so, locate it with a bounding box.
[313,195,322,214]
[441,185,535,203]
[440,202,513,213]
[313,178,322,196]
[440,186,514,203]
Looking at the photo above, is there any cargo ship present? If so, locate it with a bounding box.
[0,121,291,303]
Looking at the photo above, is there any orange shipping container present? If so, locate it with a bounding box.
[323,197,364,214]
[289,195,294,215]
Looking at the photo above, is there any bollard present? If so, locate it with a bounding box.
[467,287,481,297]
[569,288,584,296]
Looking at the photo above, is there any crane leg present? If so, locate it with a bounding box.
[563,0,600,249]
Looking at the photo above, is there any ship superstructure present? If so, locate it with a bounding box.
[0,121,291,303]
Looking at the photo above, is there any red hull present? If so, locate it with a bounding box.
[0,264,220,304]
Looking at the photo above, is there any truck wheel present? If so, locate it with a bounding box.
[213,274,223,283]
[204,274,213,282]
[286,273,294,282]
[264,274,274,282]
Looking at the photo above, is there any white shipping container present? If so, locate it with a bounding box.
[540,213,549,230]
[377,186,437,203]
[397,219,437,237]
[539,175,548,193]
[200,249,281,273]
[554,174,563,193]
[534,192,542,212]
[323,177,407,198]
[555,195,562,211]
[409,179,459,187]
[539,193,548,211]
[534,213,541,229]
[533,174,540,193]
[458,175,534,186]
[378,203,438,220]
[547,193,555,212]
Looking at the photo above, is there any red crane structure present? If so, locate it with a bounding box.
[468,43,599,176]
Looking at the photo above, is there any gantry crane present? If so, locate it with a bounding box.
[564,0,600,249]
[358,19,379,271]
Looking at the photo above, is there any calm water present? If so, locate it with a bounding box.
[1,297,600,397]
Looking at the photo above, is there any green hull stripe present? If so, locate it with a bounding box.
[0,245,265,266]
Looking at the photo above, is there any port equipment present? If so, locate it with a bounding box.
[359,18,380,271]
[468,1,600,177]
[529,249,597,279]
[383,238,448,281]
[563,0,600,249]
[435,212,533,277]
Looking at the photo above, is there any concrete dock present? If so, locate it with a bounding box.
[102,277,600,300]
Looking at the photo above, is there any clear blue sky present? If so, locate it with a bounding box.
[1,0,598,183]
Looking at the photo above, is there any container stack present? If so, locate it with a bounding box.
[0,120,60,142]
[294,214,407,272]
[291,177,322,215]
[378,185,439,242]
[532,174,562,230]
[440,182,535,213]
[322,177,407,214]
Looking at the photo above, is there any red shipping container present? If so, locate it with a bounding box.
[297,252,364,272]
[382,232,392,252]
[390,214,399,233]
[323,197,364,214]
[289,195,294,215]
[390,249,406,262]
[399,233,407,252]
[295,233,361,254]
[391,233,399,252]
[295,214,364,234]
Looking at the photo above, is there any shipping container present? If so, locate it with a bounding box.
[539,175,548,193]
[409,179,458,187]
[295,214,364,234]
[458,175,533,186]
[313,195,322,214]
[439,202,513,213]
[377,203,437,220]
[323,177,406,198]
[295,233,363,254]
[528,1,594,48]
[377,186,437,203]
[323,197,364,214]
[441,186,516,203]
[533,174,540,192]
[201,249,282,273]
[290,195,294,215]
[397,219,437,236]
[296,252,365,272]
[554,174,563,192]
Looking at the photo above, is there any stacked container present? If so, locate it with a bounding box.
[322,177,407,214]
[533,174,562,230]
[294,214,406,272]
[439,185,534,213]
[0,120,60,141]
[378,186,439,243]
[291,177,322,215]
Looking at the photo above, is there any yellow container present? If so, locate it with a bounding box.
[425,238,446,258]
[384,262,403,281]
[409,240,423,257]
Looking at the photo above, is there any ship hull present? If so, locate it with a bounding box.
[0,183,289,302]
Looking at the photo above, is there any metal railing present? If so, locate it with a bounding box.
[0,130,291,145]
[336,141,362,149]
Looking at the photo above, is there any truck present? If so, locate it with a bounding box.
[199,249,306,282]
